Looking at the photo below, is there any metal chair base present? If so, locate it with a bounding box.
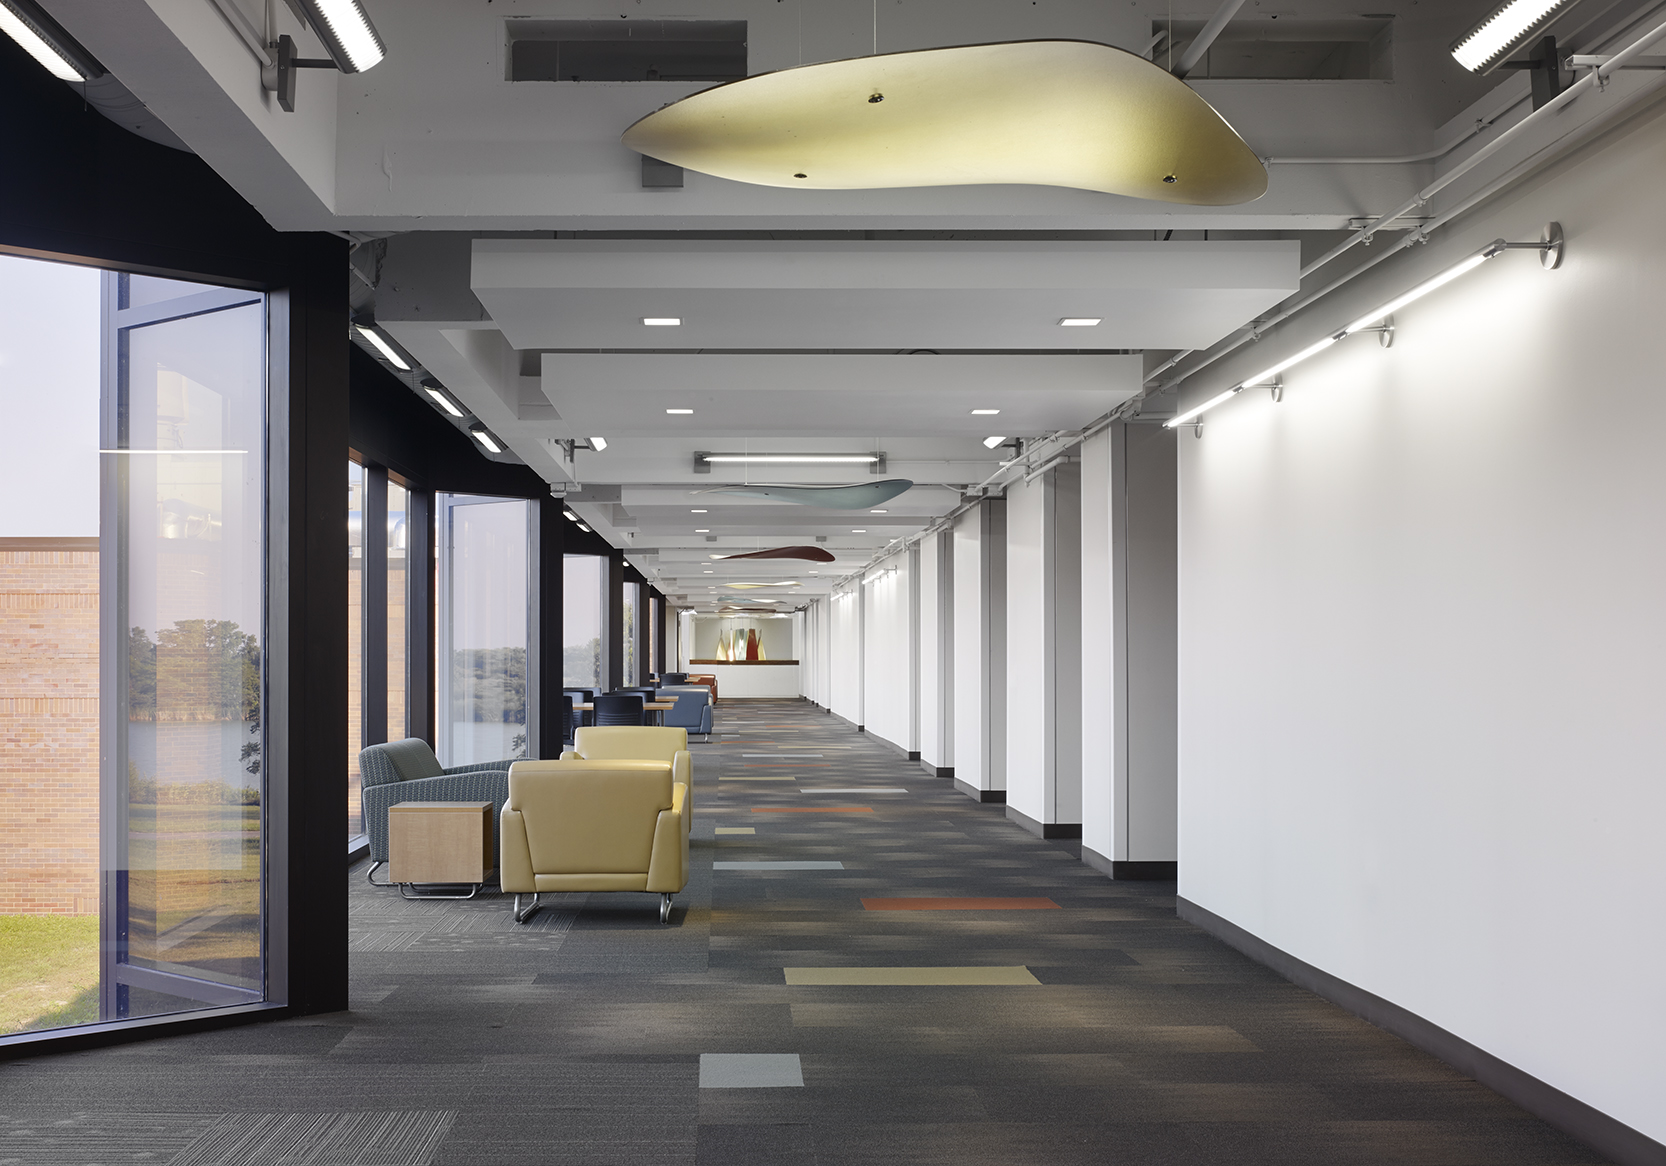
[398,881,484,900]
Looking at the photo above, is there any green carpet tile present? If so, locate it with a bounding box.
[0,699,1609,1165]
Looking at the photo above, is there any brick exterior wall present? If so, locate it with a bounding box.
[0,539,99,915]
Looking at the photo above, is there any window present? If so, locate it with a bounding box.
[436,494,529,766]
[386,478,408,742]
[0,255,271,1036]
[347,460,365,839]
[563,555,606,688]
[623,581,641,687]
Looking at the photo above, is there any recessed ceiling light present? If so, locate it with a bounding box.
[970,408,1001,415]
[704,570,713,573]
[1058,317,1102,327]
[691,509,708,513]
[695,529,710,533]
[983,435,1008,449]
[851,529,867,533]
[642,317,682,326]
[589,436,608,451]
[870,509,887,513]
[666,408,694,414]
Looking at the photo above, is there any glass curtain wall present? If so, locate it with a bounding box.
[648,595,660,680]
[347,461,365,838]
[623,582,641,687]
[563,555,605,688]
[0,256,272,1038]
[436,494,529,766]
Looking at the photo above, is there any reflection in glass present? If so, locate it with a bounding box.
[563,555,605,687]
[436,494,528,767]
[109,273,266,1020]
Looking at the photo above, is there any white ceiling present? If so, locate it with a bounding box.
[476,240,1299,350]
[539,353,1142,437]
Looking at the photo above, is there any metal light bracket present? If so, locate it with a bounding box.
[1492,222,1565,269]
[261,33,340,113]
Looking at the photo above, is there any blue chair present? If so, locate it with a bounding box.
[560,693,575,749]
[662,690,712,741]
[593,694,645,726]
[564,688,598,727]
[662,672,689,685]
[358,738,514,884]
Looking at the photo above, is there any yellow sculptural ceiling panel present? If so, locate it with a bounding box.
[622,40,1267,206]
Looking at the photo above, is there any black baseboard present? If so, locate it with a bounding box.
[920,762,954,779]
[1004,804,1082,839]
[1177,897,1666,1166]
[1080,846,1177,881]
[953,779,1005,803]
[865,731,922,763]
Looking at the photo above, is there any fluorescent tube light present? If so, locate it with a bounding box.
[1340,254,1492,336]
[702,455,877,464]
[0,0,101,81]
[471,428,502,453]
[666,408,694,414]
[297,0,385,73]
[642,317,682,326]
[1166,387,1242,429]
[970,408,1001,415]
[1240,336,1340,386]
[1451,0,1576,73]
[578,523,592,532]
[424,386,464,417]
[590,436,608,451]
[1059,317,1102,326]
[564,511,580,522]
[982,435,1007,449]
[355,325,409,371]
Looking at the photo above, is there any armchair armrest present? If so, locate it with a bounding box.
[445,758,519,776]
[560,749,580,761]
[500,808,535,892]
[645,781,689,893]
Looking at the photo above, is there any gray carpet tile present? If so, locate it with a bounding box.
[0,699,1612,1165]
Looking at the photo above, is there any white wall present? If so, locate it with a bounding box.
[861,551,916,754]
[952,500,1005,793]
[828,587,863,726]
[918,529,954,772]
[1177,107,1666,1143]
[1005,465,1082,828]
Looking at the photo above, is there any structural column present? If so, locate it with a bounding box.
[528,495,565,758]
[918,528,954,778]
[1080,422,1177,879]
[1004,463,1082,838]
[951,498,1006,801]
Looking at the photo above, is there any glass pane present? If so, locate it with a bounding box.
[623,582,641,686]
[112,279,265,1019]
[124,275,226,309]
[563,555,605,687]
[386,479,408,743]
[0,255,102,1035]
[436,494,528,767]
[648,597,660,680]
[347,461,364,838]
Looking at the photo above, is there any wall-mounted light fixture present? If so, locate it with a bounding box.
[470,428,503,454]
[1167,225,1563,432]
[422,381,464,418]
[255,0,386,112]
[354,324,410,371]
[589,436,609,451]
[0,0,103,81]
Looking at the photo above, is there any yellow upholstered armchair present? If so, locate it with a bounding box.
[500,758,689,924]
[562,726,693,831]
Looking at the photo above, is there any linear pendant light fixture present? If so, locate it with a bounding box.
[1167,225,1563,430]
[622,40,1266,205]
[0,0,103,80]
[1451,0,1585,73]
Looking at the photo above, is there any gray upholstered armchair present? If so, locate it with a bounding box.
[359,739,516,883]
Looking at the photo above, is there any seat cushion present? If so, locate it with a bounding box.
[572,725,689,763]
[508,760,672,875]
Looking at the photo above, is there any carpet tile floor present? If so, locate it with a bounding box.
[0,699,1610,1164]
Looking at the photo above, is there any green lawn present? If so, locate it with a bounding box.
[0,915,100,1035]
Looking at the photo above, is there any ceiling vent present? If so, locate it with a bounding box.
[1151,17,1392,80]
[507,19,746,83]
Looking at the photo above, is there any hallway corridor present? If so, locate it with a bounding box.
[0,700,1606,1164]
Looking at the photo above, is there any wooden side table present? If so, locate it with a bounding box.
[388,801,494,899]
